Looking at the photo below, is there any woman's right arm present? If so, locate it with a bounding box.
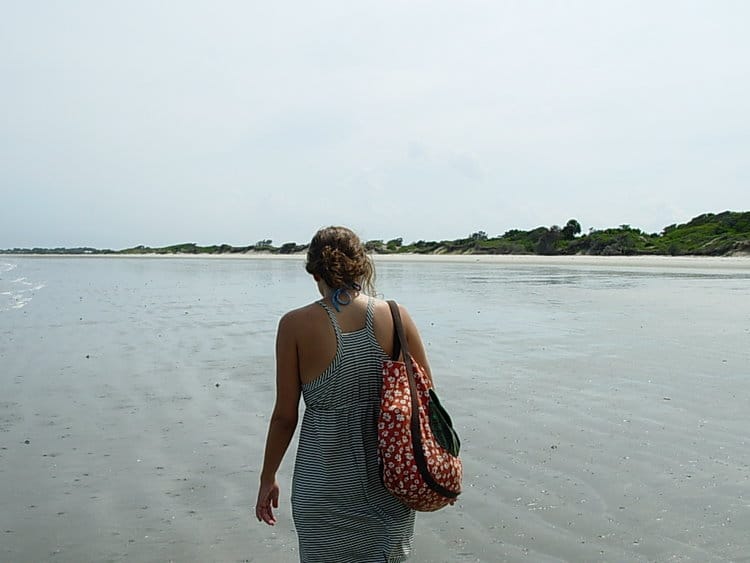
[255,312,301,525]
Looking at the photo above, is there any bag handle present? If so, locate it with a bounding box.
[390,311,401,361]
[387,300,416,385]
[386,300,459,500]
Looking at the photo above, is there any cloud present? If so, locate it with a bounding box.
[1,1,748,247]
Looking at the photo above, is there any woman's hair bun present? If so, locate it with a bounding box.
[306,226,374,294]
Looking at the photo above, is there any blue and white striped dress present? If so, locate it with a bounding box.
[291,297,415,562]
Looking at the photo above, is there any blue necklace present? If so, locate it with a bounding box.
[330,282,362,312]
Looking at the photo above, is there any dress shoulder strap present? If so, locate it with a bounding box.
[317,300,342,338]
[364,296,375,330]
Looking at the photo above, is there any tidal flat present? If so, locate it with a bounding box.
[1,255,749,562]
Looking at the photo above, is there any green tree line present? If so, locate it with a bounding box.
[3,211,749,257]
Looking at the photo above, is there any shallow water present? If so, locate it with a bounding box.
[1,256,749,562]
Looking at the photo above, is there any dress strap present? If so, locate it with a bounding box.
[317,300,342,339]
[364,296,375,331]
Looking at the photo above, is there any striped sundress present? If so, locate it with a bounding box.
[291,297,415,563]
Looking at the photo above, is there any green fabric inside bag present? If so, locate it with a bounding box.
[428,389,461,457]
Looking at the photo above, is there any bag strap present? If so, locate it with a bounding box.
[387,300,414,382]
[386,301,459,500]
[391,318,401,361]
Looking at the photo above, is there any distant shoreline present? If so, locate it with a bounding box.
[3,211,749,258]
[5,252,750,270]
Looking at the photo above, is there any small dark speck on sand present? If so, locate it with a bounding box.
[85,354,90,359]
[215,383,220,388]
[24,439,30,444]
[663,397,671,401]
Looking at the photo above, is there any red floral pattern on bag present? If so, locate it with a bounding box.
[378,359,462,511]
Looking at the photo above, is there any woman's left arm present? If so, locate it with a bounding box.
[255,312,301,526]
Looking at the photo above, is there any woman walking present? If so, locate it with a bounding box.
[255,226,434,562]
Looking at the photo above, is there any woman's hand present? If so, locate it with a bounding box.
[255,478,280,525]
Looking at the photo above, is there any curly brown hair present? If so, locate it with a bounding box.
[305,226,375,295]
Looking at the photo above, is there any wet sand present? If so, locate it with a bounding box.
[1,256,748,562]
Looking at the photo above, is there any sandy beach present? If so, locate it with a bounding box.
[10,251,750,270]
[1,255,749,562]
[376,253,750,271]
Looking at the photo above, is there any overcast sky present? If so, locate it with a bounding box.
[1,1,748,249]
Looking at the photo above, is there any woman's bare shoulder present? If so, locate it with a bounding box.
[279,301,324,329]
[371,297,411,316]
[370,296,392,315]
[371,298,417,330]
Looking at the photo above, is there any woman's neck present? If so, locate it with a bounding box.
[324,286,362,312]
